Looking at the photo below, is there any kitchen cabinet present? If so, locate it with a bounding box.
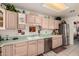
[26,15,35,24]
[13,42,27,56]
[52,35,62,49]
[0,8,5,29]
[42,17,49,29]
[37,39,44,55]
[48,19,55,29]
[54,20,60,29]
[1,44,13,56]
[28,40,37,56]
[5,10,18,29]
[18,13,26,24]
[35,16,42,25]
[18,13,26,29]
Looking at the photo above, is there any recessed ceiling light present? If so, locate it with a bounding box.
[43,3,69,12]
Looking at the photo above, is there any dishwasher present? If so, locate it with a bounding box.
[44,38,52,53]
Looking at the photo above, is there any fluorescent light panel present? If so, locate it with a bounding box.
[43,3,69,11]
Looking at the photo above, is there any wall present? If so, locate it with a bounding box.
[64,15,79,45]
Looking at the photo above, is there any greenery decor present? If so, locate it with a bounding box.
[1,3,20,13]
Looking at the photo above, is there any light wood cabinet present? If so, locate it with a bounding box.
[42,17,49,29]
[37,39,44,55]
[26,15,35,24]
[52,35,62,49]
[35,16,42,25]
[5,10,18,29]
[13,42,27,56]
[18,13,26,29]
[48,19,55,29]
[28,40,37,56]
[1,44,13,56]
[54,20,60,29]
[0,8,5,29]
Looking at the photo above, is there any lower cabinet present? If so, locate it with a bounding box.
[0,39,44,56]
[1,44,13,56]
[13,42,27,56]
[52,36,62,49]
[37,39,44,55]
[28,40,38,56]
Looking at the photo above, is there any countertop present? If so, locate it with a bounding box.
[0,35,62,47]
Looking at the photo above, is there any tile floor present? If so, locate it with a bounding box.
[43,39,79,56]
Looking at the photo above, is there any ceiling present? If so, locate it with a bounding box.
[13,3,79,17]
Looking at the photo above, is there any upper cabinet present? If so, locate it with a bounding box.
[18,13,26,24]
[18,13,26,29]
[0,8,5,29]
[54,20,60,29]
[48,19,55,29]
[26,14,35,24]
[35,16,42,26]
[5,10,18,30]
[41,16,49,29]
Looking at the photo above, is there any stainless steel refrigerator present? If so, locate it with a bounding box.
[59,21,70,46]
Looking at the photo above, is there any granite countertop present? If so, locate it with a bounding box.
[0,34,62,47]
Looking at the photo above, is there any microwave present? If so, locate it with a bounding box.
[29,26,36,32]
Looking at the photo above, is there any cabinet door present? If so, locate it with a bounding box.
[48,19,55,29]
[37,39,44,55]
[18,13,26,24]
[57,37,62,47]
[26,15,35,23]
[28,40,37,56]
[42,17,49,29]
[6,10,18,29]
[52,36,62,49]
[54,20,60,29]
[1,44,13,56]
[52,37,58,49]
[0,8,5,29]
[35,16,42,25]
[13,42,27,56]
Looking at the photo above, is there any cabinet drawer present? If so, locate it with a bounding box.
[15,42,26,47]
[38,39,44,43]
[28,40,37,45]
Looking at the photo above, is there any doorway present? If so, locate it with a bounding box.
[73,21,79,45]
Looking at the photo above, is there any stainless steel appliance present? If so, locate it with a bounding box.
[59,21,69,46]
[44,38,52,53]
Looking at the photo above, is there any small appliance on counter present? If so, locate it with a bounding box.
[53,29,60,35]
[0,35,4,41]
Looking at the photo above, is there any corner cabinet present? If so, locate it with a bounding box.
[0,8,5,29]
[5,10,18,30]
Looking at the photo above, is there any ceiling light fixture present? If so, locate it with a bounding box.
[43,3,69,12]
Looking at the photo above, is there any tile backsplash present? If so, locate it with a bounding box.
[40,29,53,35]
